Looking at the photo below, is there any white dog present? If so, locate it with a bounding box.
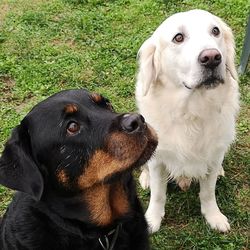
[136,9,239,233]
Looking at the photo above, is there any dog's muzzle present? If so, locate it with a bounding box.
[196,48,225,89]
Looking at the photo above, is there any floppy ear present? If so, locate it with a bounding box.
[0,124,44,201]
[137,37,159,96]
[218,17,238,81]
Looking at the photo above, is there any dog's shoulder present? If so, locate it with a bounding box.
[1,193,75,249]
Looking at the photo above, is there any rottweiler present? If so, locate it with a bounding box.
[0,89,158,250]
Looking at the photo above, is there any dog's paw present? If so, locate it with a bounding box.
[145,210,163,233]
[139,169,150,189]
[204,212,230,232]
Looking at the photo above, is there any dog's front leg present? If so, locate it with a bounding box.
[145,158,167,233]
[199,171,230,232]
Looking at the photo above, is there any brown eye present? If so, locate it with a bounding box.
[67,122,80,135]
[212,27,220,36]
[173,33,184,43]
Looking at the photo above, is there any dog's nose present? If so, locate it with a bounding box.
[198,49,221,69]
[121,113,145,133]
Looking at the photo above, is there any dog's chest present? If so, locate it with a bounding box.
[138,87,237,177]
[154,116,232,178]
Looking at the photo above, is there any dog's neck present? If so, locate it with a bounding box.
[84,181,130,226]
[44,176,131,228]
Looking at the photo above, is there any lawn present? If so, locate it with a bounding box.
[0,0,249,249]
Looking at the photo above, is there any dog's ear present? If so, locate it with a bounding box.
[217,17,238,81]
[0,124,44,201]
[137,37,160,96]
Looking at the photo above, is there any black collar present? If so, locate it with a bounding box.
[98,224,122,250]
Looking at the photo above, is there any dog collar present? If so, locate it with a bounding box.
[98,224,121,250]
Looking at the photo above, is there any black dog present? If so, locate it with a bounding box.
[0,89,157,250]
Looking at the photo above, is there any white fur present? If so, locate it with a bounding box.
[136,10,239,233]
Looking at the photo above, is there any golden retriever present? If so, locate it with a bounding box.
[136,9,239,233]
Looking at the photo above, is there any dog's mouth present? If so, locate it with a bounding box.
[197,75,224,89]
[182,82,192,90]
[77,124,158,189]
[183,71,224,90]
[198,68,225,89]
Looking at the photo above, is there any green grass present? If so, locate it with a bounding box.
[0,0,249,249]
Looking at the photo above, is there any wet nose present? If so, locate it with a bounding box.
[121,113,145,133]
[198,49,222,69]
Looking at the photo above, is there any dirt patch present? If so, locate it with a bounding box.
[51,38,76,48]
[0,75,16,102]
[0,75,15,88]
[0,3,10,24]
[0,75,37,113]
[14,94,37,113]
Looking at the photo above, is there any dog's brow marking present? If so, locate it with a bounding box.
[90,93,103,103]
[64,104,78,114]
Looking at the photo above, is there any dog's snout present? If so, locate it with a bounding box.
[198,49,221,69]
[121,113,145,133]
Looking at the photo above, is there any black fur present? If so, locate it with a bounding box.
[0,89,157,250]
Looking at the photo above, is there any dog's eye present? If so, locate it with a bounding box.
[67,122,80,135]
[212,27,220,36]
[173,33,184,43]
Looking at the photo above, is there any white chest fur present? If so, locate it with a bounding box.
[136,79,239,178]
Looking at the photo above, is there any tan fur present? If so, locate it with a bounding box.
[57,170,69,185]
[84,182,129,226]
[78,131,149,189]
[64,104,78,114]
[78,128,156,224]
[90,93,103,103]
[78,150,129,189]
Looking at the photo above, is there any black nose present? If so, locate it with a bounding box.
[121,113,145,133]
[198,49,222,69]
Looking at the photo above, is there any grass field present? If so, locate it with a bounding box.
[0,0,249,249]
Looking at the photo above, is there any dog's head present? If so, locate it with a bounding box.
[0,89,157,201]
[138,9,236,95]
